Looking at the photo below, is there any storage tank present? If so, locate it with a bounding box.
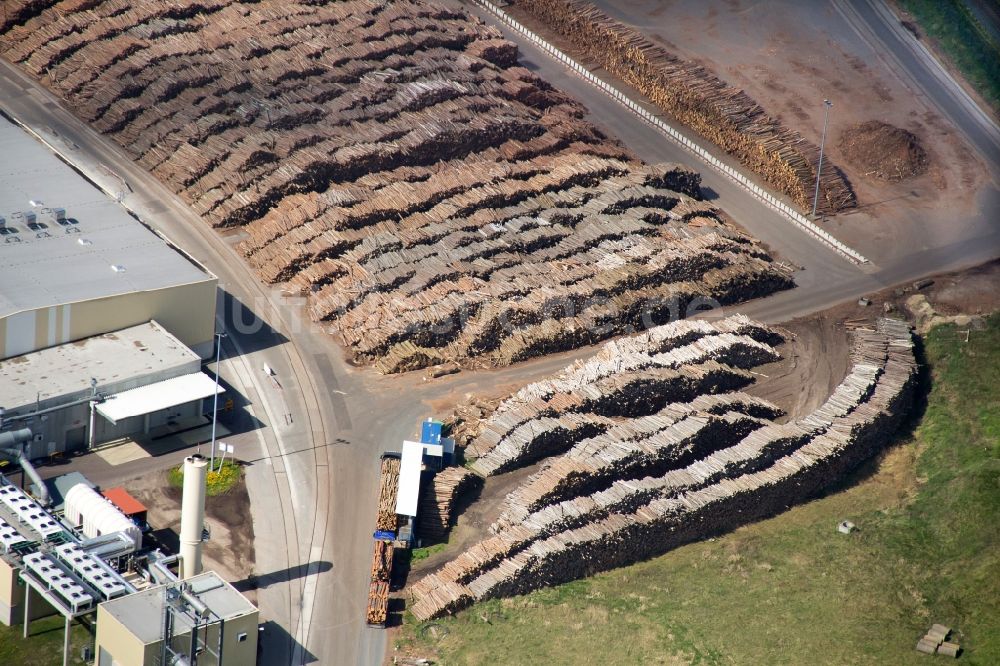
[64,483,141,552]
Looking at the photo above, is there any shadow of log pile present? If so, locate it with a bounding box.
[511,0,856,216]
[408,316,916,619]
[1,0,791,372]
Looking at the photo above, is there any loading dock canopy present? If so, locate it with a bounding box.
[96,372,222,424]
[395,440,430,518]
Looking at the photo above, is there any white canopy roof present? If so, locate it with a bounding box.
[96,372,221,424]
[395,440,427,517]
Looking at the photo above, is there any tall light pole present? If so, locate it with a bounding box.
[209,331,226,471]
[812,99,833,219]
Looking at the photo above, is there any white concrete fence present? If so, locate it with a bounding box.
[475,1,869,265]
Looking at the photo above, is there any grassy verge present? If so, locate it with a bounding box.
[897,0,1000,112]
[396,315,1000,664]
[410,542,448,563]
[0,614,92,665]
[167,459,242,496]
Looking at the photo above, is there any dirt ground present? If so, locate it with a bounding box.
[507,0,996,264]
[123,467,257,605]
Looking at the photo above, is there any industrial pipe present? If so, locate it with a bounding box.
[0,394,105,422]
[0,428,50,506]
[0,428,32,448]
[179,455,208,579]
[148,551,180,584]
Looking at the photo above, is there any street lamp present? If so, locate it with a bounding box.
[209,331,226,471]
[812,99,833,219]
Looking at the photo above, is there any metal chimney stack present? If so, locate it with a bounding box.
[179,454,208,579]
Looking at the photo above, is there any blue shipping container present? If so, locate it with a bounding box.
[420,418,442,446]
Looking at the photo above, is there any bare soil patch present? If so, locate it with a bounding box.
[838,120,929,182]
[123,466,257,604]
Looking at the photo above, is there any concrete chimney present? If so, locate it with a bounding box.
[179,454,208,579]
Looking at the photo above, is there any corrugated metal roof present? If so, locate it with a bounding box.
[96,372,221,424]
[101,486,147,517]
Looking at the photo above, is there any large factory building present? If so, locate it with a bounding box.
[0,116,220,455]
[0,116,216,360]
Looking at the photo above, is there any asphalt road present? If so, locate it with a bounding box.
[0,0,998,663]
[835,0,1000,174]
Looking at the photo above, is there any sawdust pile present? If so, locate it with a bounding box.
[838,121,929,181]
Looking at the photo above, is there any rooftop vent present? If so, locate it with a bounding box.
[11,210,36,225]
[42,207,66,224]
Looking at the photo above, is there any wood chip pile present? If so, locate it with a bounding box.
[0,0,793,372]
[409,317,916,619]
[511,0,856,215]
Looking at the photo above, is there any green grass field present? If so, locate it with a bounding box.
[898,0,1000,112]
[0,614,92,665]
[397,315,1000,665]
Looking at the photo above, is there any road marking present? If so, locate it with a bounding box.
[292,545,325,666]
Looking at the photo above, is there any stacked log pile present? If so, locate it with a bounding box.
[369,483,397,626]
[0,0,793,372]
[418,467,482,541]
[376,456,401,533]
[465,316,784,467]
[366,581,390,626]
[511,0,855,215]
[409,318,917,619]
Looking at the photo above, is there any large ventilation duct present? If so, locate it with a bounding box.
[0,428,50,506]
[64,484,141,551]
[179,454,208,579]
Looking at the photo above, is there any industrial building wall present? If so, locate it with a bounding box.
[9,358,201,458]
[0,278,217,360]
[219,609,260,665]
[94,605,147,666]
[157,610,260,666]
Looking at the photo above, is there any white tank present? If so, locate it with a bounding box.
[64,483,140,552]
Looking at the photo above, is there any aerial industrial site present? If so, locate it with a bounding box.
[0,1,996,665]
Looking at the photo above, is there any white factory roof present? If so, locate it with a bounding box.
[99,571,257,644]
[0,116,211,319]
[0,320,198,409]
[97,372,221,424]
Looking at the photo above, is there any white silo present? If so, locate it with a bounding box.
[179,454,208,579]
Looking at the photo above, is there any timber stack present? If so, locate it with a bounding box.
[1,0,792,373]
[511,0,856,215]
[417,467,482,541]
[409,318,917,619]
[376,456,401,533]
[366,581,390,627]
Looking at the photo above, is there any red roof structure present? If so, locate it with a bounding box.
[101,486,147,518]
